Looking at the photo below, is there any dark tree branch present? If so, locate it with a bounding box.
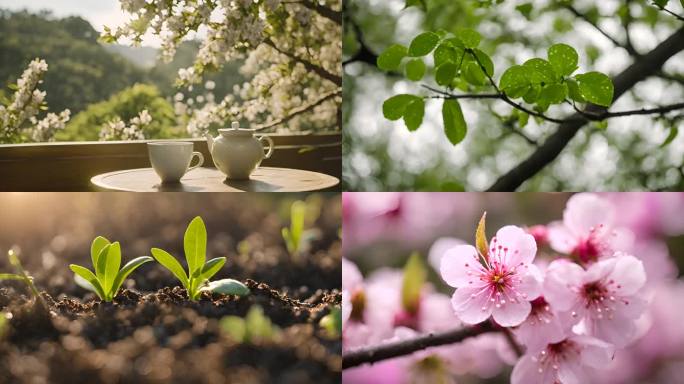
[659,7,684,22]
[486,27,684,191]
[264,39,342,86]
[342,15,379,67]
[342,322,496,369]
[254,89,342,130]
[297,0,342,24]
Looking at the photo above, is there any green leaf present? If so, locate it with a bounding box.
[499,65,530,97]
[403,98,425,131]
[547,43,579,77]
[434,43,464,67]
[472,49,494,77]
[575,72,614,107]
[95,244,112,283]
[401,253,426,314]
[515,3,533,19]
[195,257,226,282]
[102,242,121,294]
[319,307,342,338]
[408,32,440,57]
[151,248,189,289]
[377,44,408,71]
[184,216,207,276]
[456,28,481,49]
[523,58,558,84]
[202,279,251,296]
[660,126,678,147]
[652,0,669,8]
[442,99,467,145]
[287,201,306,254]
[463,61,487,85]
[70,264,106,300]
[538,83,568,105]
[404,0,427,10]
[383,94,419,120]
[523,83,541,103]
[109,256,153,299]
[435,62,458,86]
[566,79,586,103]
[440,181,465,191]
[90,236,110,272]
[406,59,426,81]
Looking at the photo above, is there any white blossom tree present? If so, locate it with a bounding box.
[103,0,342,136]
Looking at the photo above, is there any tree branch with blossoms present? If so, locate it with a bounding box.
[105,0,341,134]
[343,194,655,383]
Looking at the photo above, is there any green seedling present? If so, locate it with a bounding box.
[69,237,153,302]
[220,305,280,343]
[319,307,342,339]
[151,216,249,300]
[1,249,44,306]
[282,200,306,255]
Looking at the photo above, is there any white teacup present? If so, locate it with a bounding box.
[148,142,204,183]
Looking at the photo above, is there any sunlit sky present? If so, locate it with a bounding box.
[0,0,162,46]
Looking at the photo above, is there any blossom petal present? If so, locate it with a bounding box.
[440,245,482,288]
[492,299,531,327]
[428,237,465,272]
[450,286,493,325]
[547,220,577,254]
[544,260,584,311]
[493,225,537,265]
[563,193,615,237]
[585,311,638,347]
[511,354,557,384]
[342,258,363,292]
[575,335,616,368]
[516,264,542,300]
[606,254,646,296]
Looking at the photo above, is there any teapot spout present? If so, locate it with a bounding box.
[205,133,214,152]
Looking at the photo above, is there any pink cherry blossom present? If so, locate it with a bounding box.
[441,225,541,327]
[511,335,615,384]
[544,254,647,347]
[514,296,567,353]
[547,193,633,264]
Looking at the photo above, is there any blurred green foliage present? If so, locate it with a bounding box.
[56,84,180,141]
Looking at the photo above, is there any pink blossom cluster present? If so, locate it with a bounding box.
[342,192,684,384]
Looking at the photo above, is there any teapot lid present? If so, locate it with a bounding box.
[218,121,253,137]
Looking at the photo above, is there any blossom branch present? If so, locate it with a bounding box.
[254,89,342,130]
[264,38,342,86]
[486,26,684,191]
[342,322,496,369]
[297,0,342,24]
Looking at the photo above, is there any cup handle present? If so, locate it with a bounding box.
[257,135,274,159]
[188,151,204,171]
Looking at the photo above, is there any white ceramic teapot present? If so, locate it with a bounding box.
[205,122,274,180]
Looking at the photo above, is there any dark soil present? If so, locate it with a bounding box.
[0,193,342,384]
[0,278,341,384]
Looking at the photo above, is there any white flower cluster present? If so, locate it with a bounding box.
[99,110,152,141]
[108,0,341,134]
[29,110,71,142]
[0,58,71,143]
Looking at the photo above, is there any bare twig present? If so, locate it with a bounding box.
[254,89,342,130]
[659,7,684,22]
[264,39,342,86]
[564,5,638,56]
[343,322,496,369]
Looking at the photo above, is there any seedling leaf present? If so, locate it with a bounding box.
[91,236,110,271]
[70,264,106,299]
[0,273,23,280]
[95,244,112,283]
[151,248,189,289]
[184,216,207,276]
[103,242,122,294]
[110,256,153,299]
[201,279,250,296]
[195,257,226,282]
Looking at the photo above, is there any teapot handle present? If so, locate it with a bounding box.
[257,135,274,159]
